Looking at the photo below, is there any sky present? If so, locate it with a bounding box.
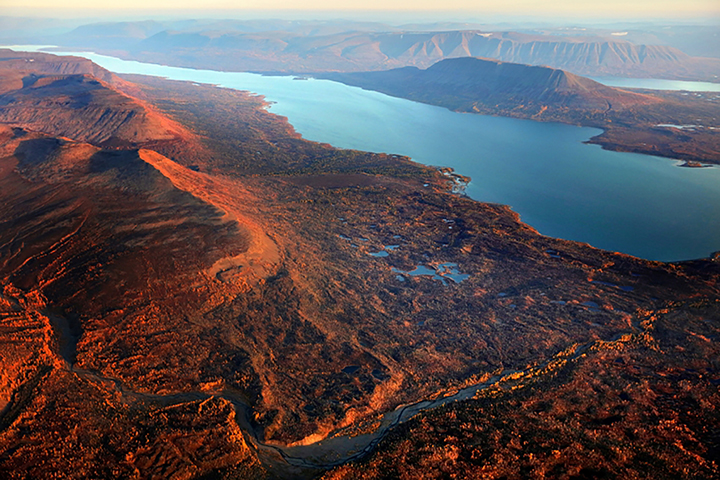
[2,0,719,22]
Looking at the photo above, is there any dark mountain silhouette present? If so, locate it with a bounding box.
[324,56,659,114]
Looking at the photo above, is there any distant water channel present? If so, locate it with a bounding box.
[9,46,720,261]
[590,76,720,92]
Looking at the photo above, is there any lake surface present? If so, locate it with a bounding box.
[591,76,720,92]
[7,46,720,261]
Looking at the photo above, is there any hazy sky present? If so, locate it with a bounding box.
[2,0,719,21]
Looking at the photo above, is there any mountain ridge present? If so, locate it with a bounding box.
[0,49,119,86]
[38,25,720,81]
[135,29,720,80]
[323,56,659,114]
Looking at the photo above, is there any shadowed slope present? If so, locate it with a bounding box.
[0,74,187,147]
[365,31,718,79]
[0,125,271,478]
[415,57,657,110]
[138,149,281,283]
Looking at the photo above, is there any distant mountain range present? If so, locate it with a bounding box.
[11,21,720,81]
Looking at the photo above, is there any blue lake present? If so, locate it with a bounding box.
[7,46,720,261]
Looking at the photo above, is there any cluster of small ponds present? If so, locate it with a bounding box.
[337,232,470,285]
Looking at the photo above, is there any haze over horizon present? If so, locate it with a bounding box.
[2,0,719,23]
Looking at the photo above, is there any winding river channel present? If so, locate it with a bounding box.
[46,306,613,477]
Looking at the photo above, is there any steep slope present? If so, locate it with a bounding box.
[0,74,186,146]
[58,20,168,49]
[368,31,713,79]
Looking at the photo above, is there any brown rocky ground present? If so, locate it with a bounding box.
[0,125,269,478]
[323,300,720,480]
[0,52,718,479]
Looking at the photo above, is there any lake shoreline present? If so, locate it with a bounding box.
[315,70,720,167]
[4,45,720,262]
